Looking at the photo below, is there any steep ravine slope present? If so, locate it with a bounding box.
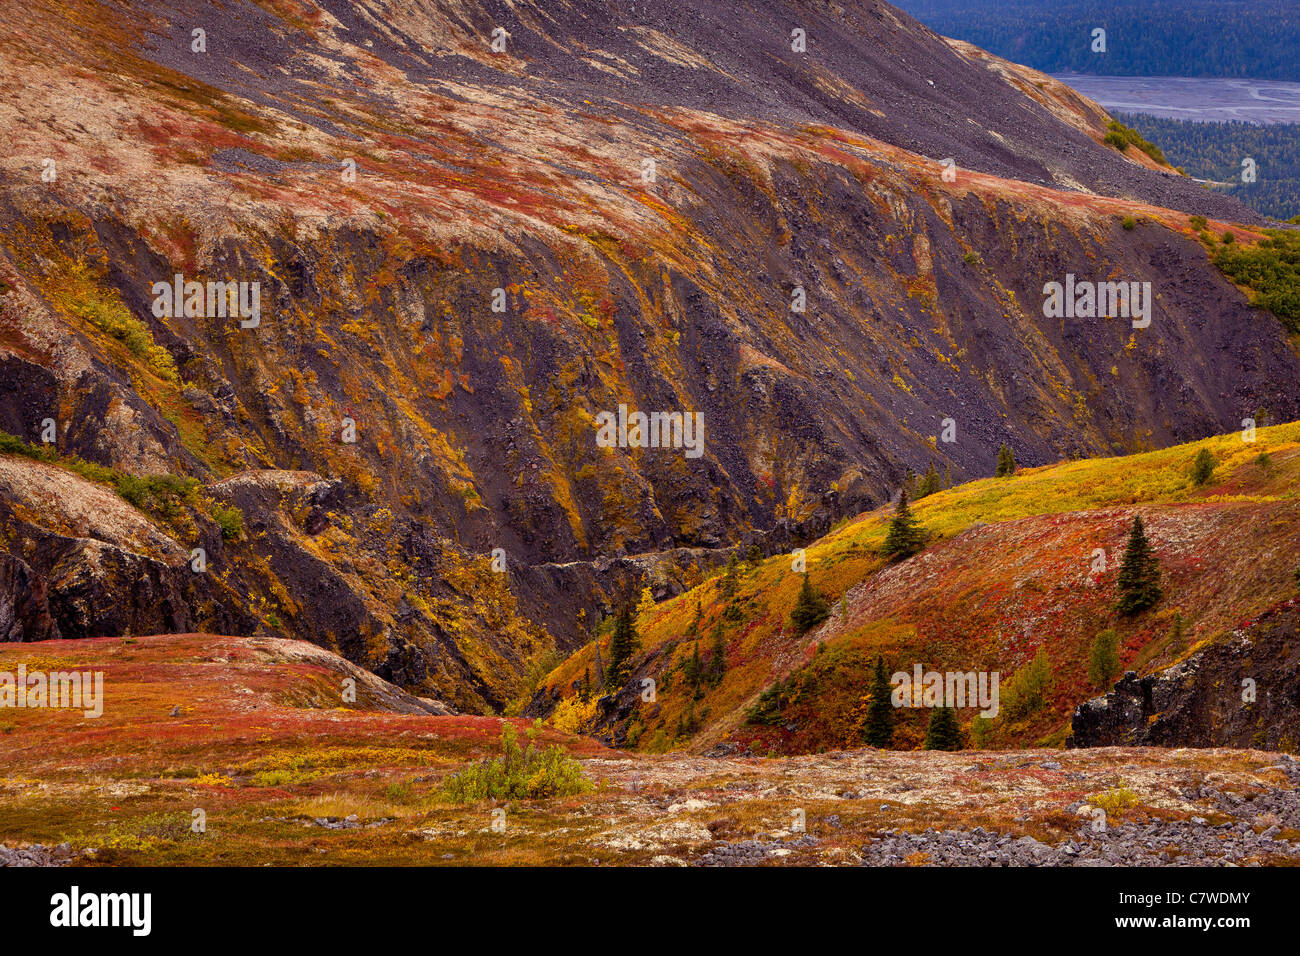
[1,0,1297,709]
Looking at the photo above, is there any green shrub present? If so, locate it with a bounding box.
[1211,228,1300,332]
[212,503,245,541]
[69,284,178,383]
[1103,121,1167,165]
[0,430,200,519]
[1190,448,1215,485]
[1089,782,1140,814]
[1087,628,1121,688]
[439,721,591,802]
[1121,215,1137,231]
[1000,647,1053,721]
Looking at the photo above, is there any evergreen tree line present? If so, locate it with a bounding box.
[894,1,1300,82]
[1115,113,1300,221]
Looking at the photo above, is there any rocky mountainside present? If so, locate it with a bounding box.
[1,0,1298,709]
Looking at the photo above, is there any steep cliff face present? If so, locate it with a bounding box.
[1,0,1297,707]
[1068,600,1300,750]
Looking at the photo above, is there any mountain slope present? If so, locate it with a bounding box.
[1,0,1297,707]
[536,422,1300,753]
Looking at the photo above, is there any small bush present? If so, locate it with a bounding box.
[1190,448,1215,486]
[1121,216,1136,231]
[212,504,244,541]
[550,694,598,735]
[1000,647,1053,721]
[1189,215,1208,231]
[1089,783,1140,814]
[439,721,591,802]
[1087,628,1121,689]
[1103,121,1167,165]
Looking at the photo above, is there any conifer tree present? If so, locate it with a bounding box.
[995,443,1017,477]
[917,461,941,498]
[721,554,739,601]
[881,488,925,559]
[1117,515,1162,614]
[790,571,830,633]
[604,605,641,692]
[924,706,963,751]
[722,554,742,620]
[684,639,703,692]
[704,621,727,687]
[863,655,895,748]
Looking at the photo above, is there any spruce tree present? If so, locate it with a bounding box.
[924,706,963,751]
[722,554,742,620]
[684,639,702,692]
[705,621,727,687]
[881,488,925,559]
[790,571,830,633]
[917,461,941,498]
[604,605,641,692]
[995,443,1017,477]
[1086,628,1121,688]
[863,655,895,748]
[1116,515,1162,615]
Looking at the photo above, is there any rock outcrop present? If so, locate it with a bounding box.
[1068,600,1300,749]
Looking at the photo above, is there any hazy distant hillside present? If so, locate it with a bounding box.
[894,0,1300,81]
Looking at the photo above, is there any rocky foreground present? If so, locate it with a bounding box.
[3,744,1297,867]
[568,747,1300,866]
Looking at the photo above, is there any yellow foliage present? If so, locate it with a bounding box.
[550,695,599,735]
